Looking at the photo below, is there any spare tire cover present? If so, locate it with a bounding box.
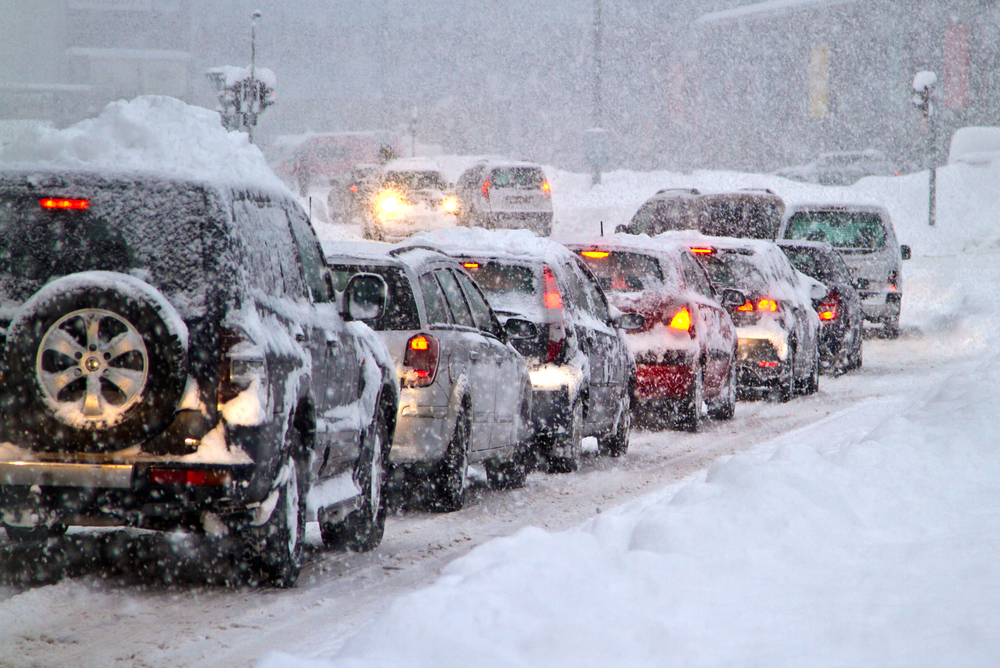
[5,271,189,452]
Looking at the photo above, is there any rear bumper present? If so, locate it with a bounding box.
[634,360,696,399]
[860,291,901,322]
[735,336,787,390]
[390,410,450,464]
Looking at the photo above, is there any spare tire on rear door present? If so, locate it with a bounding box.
[4,271,188,452]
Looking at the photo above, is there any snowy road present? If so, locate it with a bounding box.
[0,331,945,668]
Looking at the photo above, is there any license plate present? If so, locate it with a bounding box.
[507,195,531,204]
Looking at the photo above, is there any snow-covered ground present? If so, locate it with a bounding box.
[3,100,1000,667]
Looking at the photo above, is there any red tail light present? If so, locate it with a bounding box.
[668,307,692,332]
[541,182,551,198]
[350,184,358,193]
[888,270,899,291]
[690,247,714,255]
[404,333,440,387]
[41,198,89,210]
[580,250,610,259]
[736,300,755,312]
[482,180,491,200]
[818,291,839,321]
[543,266,563,310]
[463,262,479,269]
[150,468,233,487]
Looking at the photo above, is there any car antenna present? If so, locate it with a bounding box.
[308,196,312,222]
[600,221,604,237]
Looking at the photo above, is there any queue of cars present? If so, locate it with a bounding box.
[0,156,907,590]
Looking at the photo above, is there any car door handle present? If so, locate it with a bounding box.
[470,351,481,361]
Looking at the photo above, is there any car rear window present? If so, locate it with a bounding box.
[489,168,544,188]
[698,251,768,295]
[0,179,209,308]
[699,198,782,239]
[780,247,851,283]
[574,250,668,293]
[460,259,539,313]
[784,211,887,249]
[630,199,696,234]
[328,263,420,331]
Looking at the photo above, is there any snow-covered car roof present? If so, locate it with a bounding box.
[382,158,444,173]
[782,202,892,220]
[404,228,574,266]
[467,158,546,171]
[558,232,698,258]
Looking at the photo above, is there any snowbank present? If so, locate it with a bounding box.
[268,159,1000,668]
[0,95,289,193]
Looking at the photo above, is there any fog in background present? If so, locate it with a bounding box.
[2,0,999,173]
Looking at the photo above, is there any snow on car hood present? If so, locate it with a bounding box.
[0,95,290,194]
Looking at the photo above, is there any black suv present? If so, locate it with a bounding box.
[0,168,399,587]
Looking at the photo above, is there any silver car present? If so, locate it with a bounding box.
[778,203,910,338]
[326,244,536,511]
[454,160,553,236]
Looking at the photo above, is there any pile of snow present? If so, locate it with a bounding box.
[0,95,288,192]
[281,158,1000,668]
[948,126,1000,166]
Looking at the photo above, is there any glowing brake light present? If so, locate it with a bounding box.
[581,250,610,259]
[668,307,692,332]
[818,291,839,320]
[462,262,479,269]
[481,180,491,200]
[543,266,563,309]
[404,333,440,387]
[757,298,778,312]
[149,468,232,487]
[541,182,551,197]
[736,300,755,312]
[690,247,714,255]
[41,198,89,210]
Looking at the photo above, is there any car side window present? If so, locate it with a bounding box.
[285,205,332,303]
[419,272,452,325]
[454,270,503,339]
[573,261,612,323]
[679,253,715,299]
[559,262,589,313]
[435,269,476,328]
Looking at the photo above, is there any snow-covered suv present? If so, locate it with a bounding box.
[0,168,399,588]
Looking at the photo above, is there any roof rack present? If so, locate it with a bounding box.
[387,244,447,258]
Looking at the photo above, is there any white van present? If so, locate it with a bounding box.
[778,203,910,337]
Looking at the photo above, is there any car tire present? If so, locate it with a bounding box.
[850,340,863,370]
[320,404,390,551]
[598,390,630,458]
[4,273,187,452]
[546,398,583,473]
[247,435,307,588]
[803,350,820,395]
[778,346,796,403]
[430,409,470,512]
[708,360,737,420]
[485,452,528,490]
[883,316,900,339]
[675,366,704,432]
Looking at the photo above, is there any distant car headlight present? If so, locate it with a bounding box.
[377,192,404,217]
[441,196,458,214]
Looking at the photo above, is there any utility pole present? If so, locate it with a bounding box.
[585,0,609,187]
[249,10,261,144]
[912,70,937,226]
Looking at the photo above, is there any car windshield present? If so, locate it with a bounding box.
[327,263,420,331]
[574,250,668,293]
[489,167,543,188]
[382,171,448,191]
[0,179,208,307]
[781,247,851,283]
[784,211,887,249]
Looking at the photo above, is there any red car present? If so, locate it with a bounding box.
[565,235,742,431]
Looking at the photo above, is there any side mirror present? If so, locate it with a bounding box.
[809,282,829,301]
[615,224,630,235]
[504,317,538,341]
[720,288,747,308]
[900,244,911,260]
[343,273,387,322]
[614,312,645,331]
